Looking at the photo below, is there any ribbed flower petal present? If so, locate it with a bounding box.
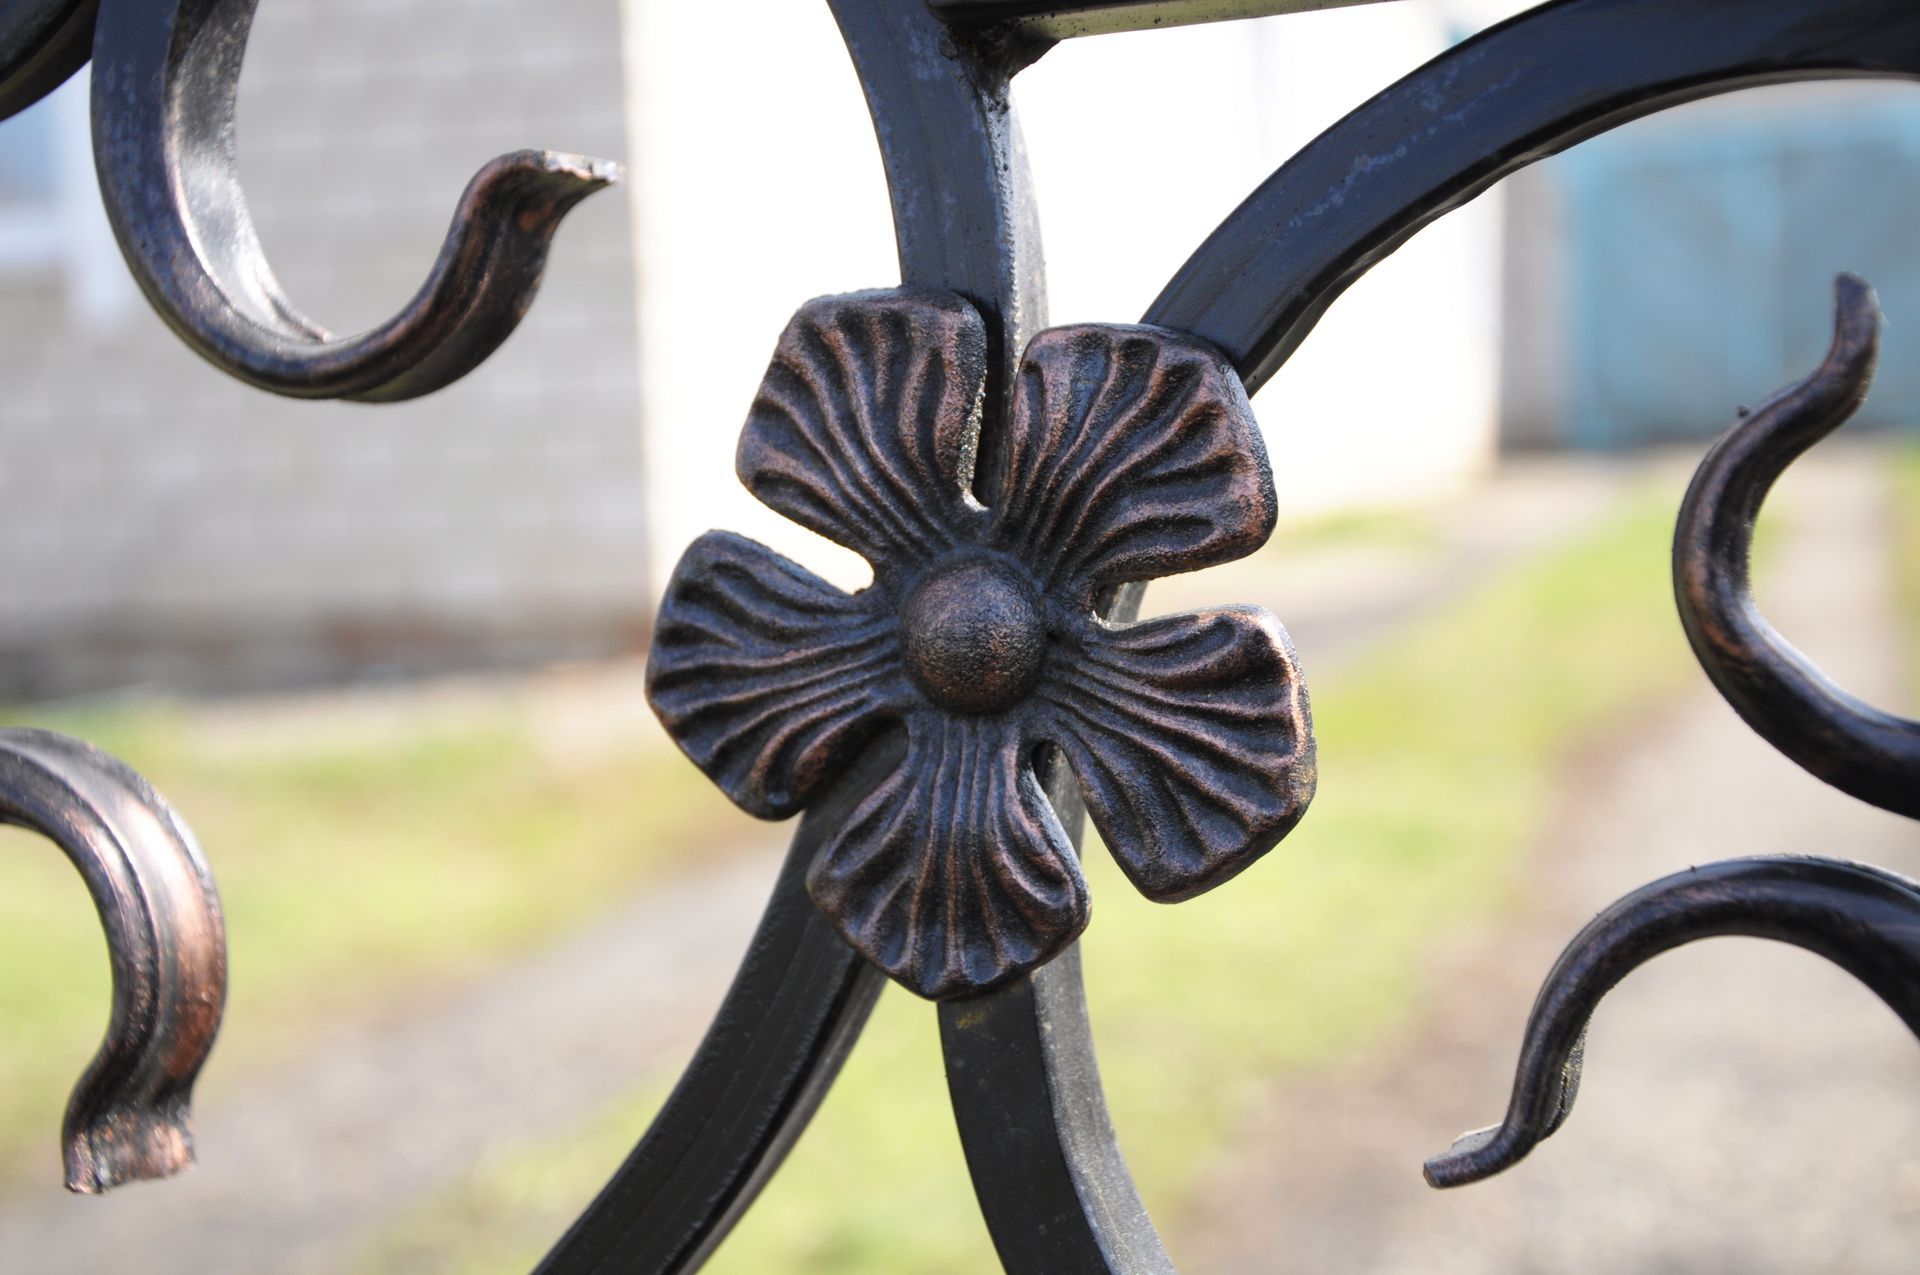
[1038,607,1315,901]
[737,289,988,584]
[807,714,1089,1000]
[988,324,1275,608]
[645,531,911,820]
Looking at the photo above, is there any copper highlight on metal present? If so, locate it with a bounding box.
[645,288,1316,1000]
[0,730,226,1194]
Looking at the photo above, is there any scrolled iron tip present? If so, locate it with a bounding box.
[1422,1125,1507,1189]
[322,146,623,403]
[1672,271,1920,819]
[64,1104,197,1195]
[1422,858,1920,1194]
[90,0,630,403]
[471,148,625,199]
[0,728,227,1195]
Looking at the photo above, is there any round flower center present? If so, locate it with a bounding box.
[900,559,1046,715]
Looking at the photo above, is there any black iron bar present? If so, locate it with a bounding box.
[1425,856,1920,1188]
[7,0,1920,1269]
[535,741,895,1275]
[1673,274,1920,819]
[1145,0,1920,397]
[87,0,618,402]
[832,2,1177,1269]
[0,0,93,120]
[940,947,1176,1275]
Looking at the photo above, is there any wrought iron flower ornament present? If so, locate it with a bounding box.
[646,289,1316,999]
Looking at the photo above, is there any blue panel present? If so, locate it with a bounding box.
[1556,96,1920,448]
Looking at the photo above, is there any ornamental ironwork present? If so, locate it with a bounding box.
[646,289,1314,999]
[2,1,1919,1273]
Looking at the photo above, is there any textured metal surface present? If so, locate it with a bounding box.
[1424,856,1920,1188]
[0,729,226,1194]
[646,289,1315,1000]
[88,0,617,401]
[0,0,91,120]
[1674,274,1920,818]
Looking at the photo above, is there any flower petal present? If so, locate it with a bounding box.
[645,531,911,819]
[989,324,1275,607]
[808,715,1089,1000]
[737,289,988,582]
[1038,607,1315,901]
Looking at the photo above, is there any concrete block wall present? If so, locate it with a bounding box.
[0,0,646,695]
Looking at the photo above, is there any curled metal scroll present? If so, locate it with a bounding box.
[0,0,92,120]
[89,0,618,402]
[0,728,227,1194]
[1673,273,1920,818]
[1425,856,1920,1187]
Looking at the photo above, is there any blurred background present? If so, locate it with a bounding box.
[1,0,1918,1271]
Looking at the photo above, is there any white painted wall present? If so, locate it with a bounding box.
[624,0,1531,593]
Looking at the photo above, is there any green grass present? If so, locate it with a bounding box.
[0,684,748,1187]
[351,485,1698,1275]
[1895,440,1920,701]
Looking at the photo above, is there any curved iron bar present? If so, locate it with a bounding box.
[549,1,1920,1268]
[939,565,1174,1270]
[88,0,618,403]
[0,0,92,120]
[831,0,1050,500]
[544,1,1174,1269]
[535,739,892,1274]
[0,728,226,1194]
[1674,274,1920,818]
[940,948,1174,1275]
[1143,0,1920,396]
[1424,856,1920,1188]
[840,0,1179,1267]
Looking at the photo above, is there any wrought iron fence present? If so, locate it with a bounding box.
[3,1,1918,1271]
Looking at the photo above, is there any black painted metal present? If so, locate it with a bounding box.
[1146,0,1920,395]
[941,946,1176,1275]
[0,0,92,120]
[1674,274,1920,818]
[88,0,618,402]
[831,0,1048,493]
[828,3,1181,1265]
[1424,856,1920,1188]
[937,575,1178,1274]
[535,741,893,1275]
[7,0,1920,1269]
[0,729,225,1194]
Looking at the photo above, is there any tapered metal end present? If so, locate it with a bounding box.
[0,729,227,1197]
[1422,1125,1508,1189]
[65,1107,197,1195]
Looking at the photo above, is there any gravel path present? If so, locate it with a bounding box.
[0,460,1631,1274]
[0,858,775,1275]
[1183,447,1920,1273]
